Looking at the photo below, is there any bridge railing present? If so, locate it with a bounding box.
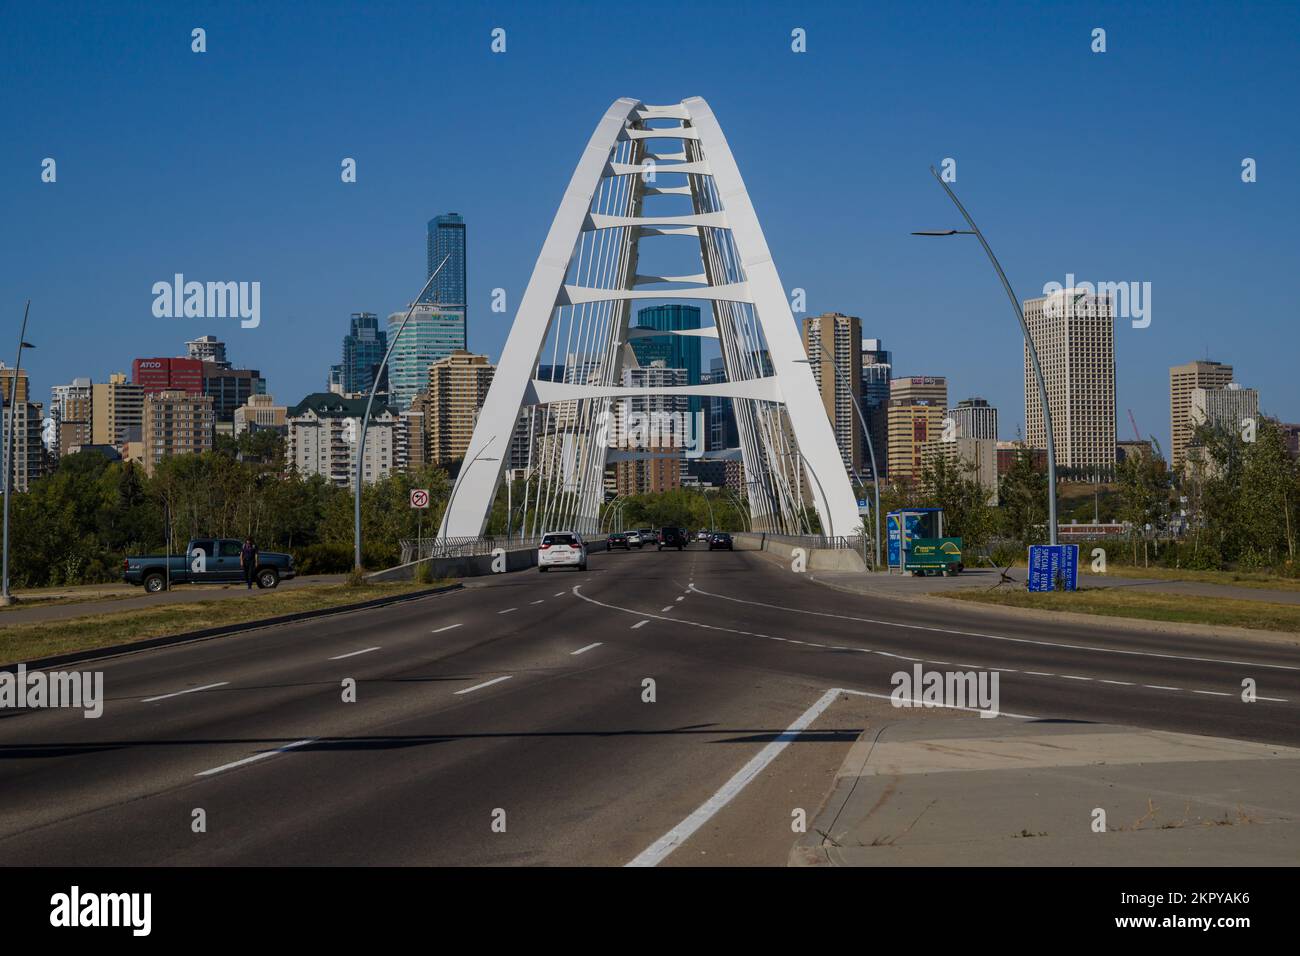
[399,536,544,564]
[745,533,868,551]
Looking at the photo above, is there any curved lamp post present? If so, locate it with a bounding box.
[2,301,34,606]
[354,256,451,570]
[913,166,1058,545]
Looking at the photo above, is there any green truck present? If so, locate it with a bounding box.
[904,537,964,576]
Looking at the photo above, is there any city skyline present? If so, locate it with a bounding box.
[5,2,1297,451]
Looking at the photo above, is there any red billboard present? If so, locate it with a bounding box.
[132,357,203,395]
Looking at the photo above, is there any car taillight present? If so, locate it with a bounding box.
[540,543,550,549]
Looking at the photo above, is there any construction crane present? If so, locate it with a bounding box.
[1127,408,1143,442]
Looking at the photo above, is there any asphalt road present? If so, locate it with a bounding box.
[1,544,1296,866]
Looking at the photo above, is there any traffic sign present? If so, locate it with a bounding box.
[1027,544,1079,592]
[410,489,430,509]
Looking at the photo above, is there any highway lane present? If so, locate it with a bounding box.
[0,542,1296,864]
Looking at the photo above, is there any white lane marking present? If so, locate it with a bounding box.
[498,607,517,615]
[196,738,315,777]
[627,689,841,867]
[432,624,462,633]
[531,600,545,605]
[660,606,675,613]
[142,681,229,703]
[571,642,603,656]
[572,587,1279,706]
[554,592,566,597]
[329,646,380,660]
[632,620,649,629]
[676,596,685,602]
[1260,696,1289,702]
[1101,680,1135,686]
[1193,690,1232,697]
[628,685,1035,867]
[688,584,1300,672]
[454,675,513,695]
[1061,675,1092,681]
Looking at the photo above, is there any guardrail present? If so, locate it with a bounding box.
[754,533,868,552]
[399,536,544,564]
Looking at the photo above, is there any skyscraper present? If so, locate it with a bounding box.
[341,312,388,396]
[947,397,999,440]
[1170,359,1234,471]
[426,350,495,464]
[1023,289,1116,479]
[861,338,891,478]
[421,213,467,318]
[887,376,949,481]
[386,304,467,411]
[186,335,229,367]
[802,312,863,473]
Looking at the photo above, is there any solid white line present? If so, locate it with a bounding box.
[454,675,513,695]
[571,642,603,656]
[688,584,1300,672]
[329,647,380,660]
[632,620,649,629]
[498,608,517,615]
[142,681,229,703]
[195,738,315,777]
[432,624,461,633]
[626,688,842,867]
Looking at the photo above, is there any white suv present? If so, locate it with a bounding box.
[538,531,587,572]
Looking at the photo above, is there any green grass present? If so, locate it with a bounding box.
[940,587,1300,634]
[1,581,449,662]
[1085,564,1300,592]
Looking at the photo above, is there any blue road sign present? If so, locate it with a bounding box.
[1027,544,1079,592]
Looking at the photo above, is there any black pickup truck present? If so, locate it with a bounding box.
[123,538,296,593]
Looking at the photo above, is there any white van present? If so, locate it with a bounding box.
[538,531,587,571]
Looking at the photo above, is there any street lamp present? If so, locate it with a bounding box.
[794,357,881,569]
[2,300,34,606]
[354,256,452,570]
[913,166,1059,545]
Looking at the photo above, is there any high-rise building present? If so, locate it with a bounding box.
[1170,359,1234,471]
[922,436,999,504]
[341,312,388,396]
[50,378,94,456]
[287,393,397,486]
[426,350,495,464]
[422,213,467,317]
[891,376,948,408]
[386,304,467,411]
[802,312,863,474]
[0,362,30,404]
[92,373,145,447]
[1190,383,1259,438]
[399,397,431,473]
[1,399,46,492]
[631,305,702,418]
[142,390,215,475]
[1023,289,1116,478]
[887,399,946,480]
[186,335,229,367]
[132,357,204,395]
[233,394,287,436]
[610,363,689,451]
[861,339,891,478]
[705,357,739,452]
[947,397,999,440]
[203,363,266,423]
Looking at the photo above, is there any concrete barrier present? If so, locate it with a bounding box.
[731,532,868,572]
[368,539,608,582]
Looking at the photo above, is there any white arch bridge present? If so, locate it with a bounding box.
[438,96,859,540]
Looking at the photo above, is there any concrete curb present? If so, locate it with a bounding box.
[1,583,464,672]
[803,572,1300,646]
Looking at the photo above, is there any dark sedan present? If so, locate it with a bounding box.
[708,532,733,551]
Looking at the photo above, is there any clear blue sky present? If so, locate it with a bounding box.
[4,0,1297,447]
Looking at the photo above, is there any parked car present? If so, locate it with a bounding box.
[627,530,644,548]
[123,538,296,593]
[657,527,687,551]
[708,532,734,551]
[539,531,587,571]
[607,531,630,550]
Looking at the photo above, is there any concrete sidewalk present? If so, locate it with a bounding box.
[791,715,1300,866]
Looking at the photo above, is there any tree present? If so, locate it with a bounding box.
[998,448,1047,545]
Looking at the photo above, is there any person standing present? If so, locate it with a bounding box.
[240,537,259,589]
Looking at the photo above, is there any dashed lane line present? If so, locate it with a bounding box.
[141,681,229,703]
[454,676,514,695]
